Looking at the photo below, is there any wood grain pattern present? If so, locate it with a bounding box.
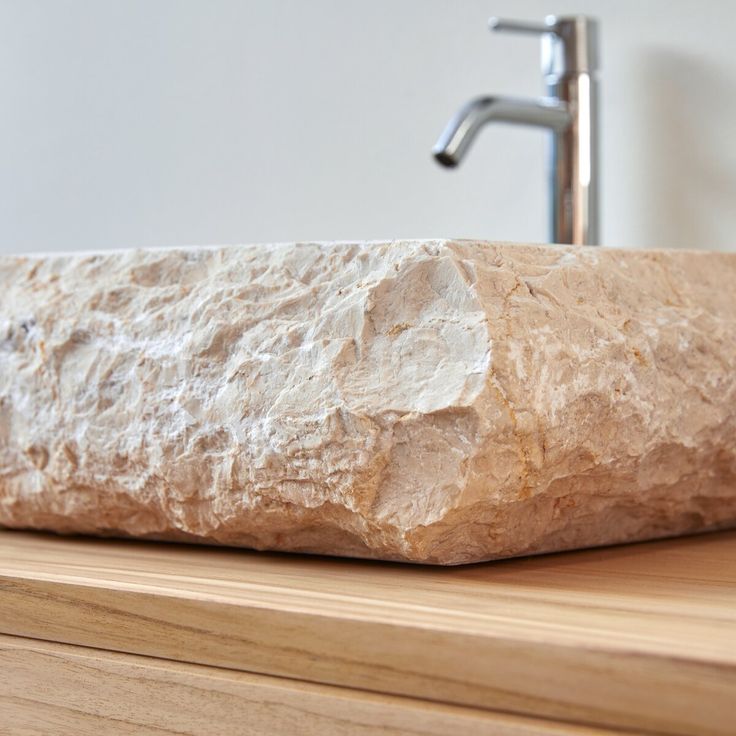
[0,634,624,736]
[1,530,735,735]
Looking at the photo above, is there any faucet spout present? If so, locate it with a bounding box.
[432,95,570,167]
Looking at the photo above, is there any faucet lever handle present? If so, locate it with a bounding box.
[488,17,557,36]
[488,15,598,75]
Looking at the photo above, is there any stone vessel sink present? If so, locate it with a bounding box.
[0,240,735,564]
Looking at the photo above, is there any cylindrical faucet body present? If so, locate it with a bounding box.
[547,69,599,244]
[544,17,599,244]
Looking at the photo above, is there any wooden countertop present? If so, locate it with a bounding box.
[1,529,735,736]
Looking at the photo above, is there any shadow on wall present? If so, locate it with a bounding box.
[637,50,736,250]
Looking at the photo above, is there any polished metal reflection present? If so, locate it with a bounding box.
[432,15,600,246]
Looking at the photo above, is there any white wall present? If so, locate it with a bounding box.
[1,0,735,254]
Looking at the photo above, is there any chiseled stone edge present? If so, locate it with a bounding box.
[0,240,735,564]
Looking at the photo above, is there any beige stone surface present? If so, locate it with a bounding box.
[0,240,735,564]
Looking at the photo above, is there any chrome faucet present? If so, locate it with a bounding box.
[433,15,600,245]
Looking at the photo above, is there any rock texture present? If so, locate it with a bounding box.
[0,240,735,564]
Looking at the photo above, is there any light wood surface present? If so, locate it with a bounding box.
[1,530,735,735]
[0,634,623,736]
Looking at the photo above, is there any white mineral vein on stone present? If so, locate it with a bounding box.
[0,240,735,563]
